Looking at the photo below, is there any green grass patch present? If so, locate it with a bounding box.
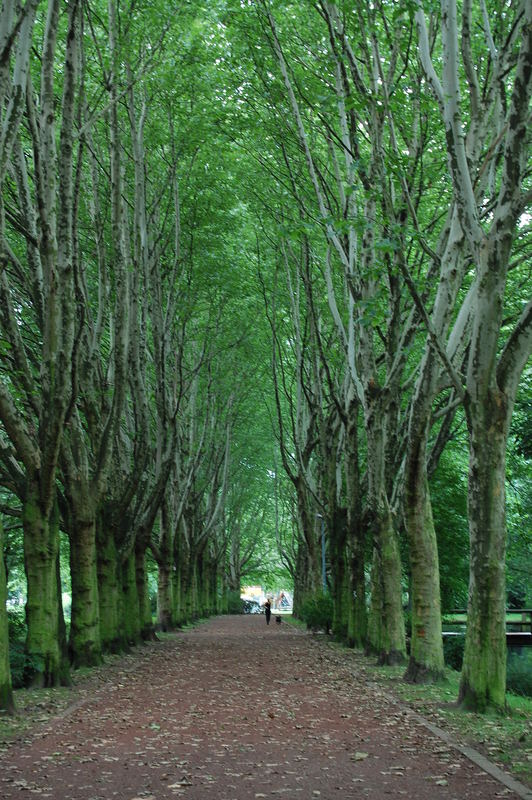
[0,685,74,749]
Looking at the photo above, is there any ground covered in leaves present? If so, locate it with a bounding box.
[1,615,530,799]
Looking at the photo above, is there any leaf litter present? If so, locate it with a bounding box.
[0,616,526,799]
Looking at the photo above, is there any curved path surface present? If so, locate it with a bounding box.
[0,616,526,799]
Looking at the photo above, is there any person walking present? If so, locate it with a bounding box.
[264,598,272,625]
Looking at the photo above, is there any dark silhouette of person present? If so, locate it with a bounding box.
[264,598,272,625]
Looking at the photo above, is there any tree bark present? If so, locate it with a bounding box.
[366,407,406,664]
[22,477,64,686]
[135,541,154,641]
[120,553,141,646]
[459,385,509,709]
[415,0,532,709]
[344,395,367,648]
[97,522,124,653]
[0,520,14,714]
[68,512,102,668]
[404,463,444,682]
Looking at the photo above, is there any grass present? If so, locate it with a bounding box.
[0,685,74,748]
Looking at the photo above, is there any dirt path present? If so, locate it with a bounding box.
[0,616,526,799]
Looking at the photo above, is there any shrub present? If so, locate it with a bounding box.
[9,639,27,688]
[300,592,333,633]
[226,591,242,614]
[443,634,465,670]
[7,607,28,688]
[7,606,26,639]
[507,650,532,698]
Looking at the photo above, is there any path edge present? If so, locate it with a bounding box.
[382,688,532,800]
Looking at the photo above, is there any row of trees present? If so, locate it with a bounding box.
[1,0,530,718]
[0,0,285,713]
[220,0,531,711]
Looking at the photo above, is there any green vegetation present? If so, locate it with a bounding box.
[1,0,531,719]
[300,593,334,634]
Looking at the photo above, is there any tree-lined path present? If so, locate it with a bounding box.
[0,616,525,800]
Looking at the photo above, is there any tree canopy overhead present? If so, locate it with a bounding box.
[1,0,530,715]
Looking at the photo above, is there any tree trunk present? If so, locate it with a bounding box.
[157,564,173,631]
[188,556,200,619]
[366,415,406,663]
[367,504,406,664]
[172,545,184,626]
[120,553,141,645]
[55,536,70,687]
[0,520,14,714]
[347,525,367,650]
[295,477,321,598]
[136,543,155,641]
[330,507,348,640]
[69,515,102,668]
[404,457,444,682]
[459,389,509,710]
[23,479,64,686]
[97,524,123,653]
[345,396,367,648]
[156,499,174,630]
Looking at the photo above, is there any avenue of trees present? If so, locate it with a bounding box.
[1,0,531,716]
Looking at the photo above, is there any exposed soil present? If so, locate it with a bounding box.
[0,616,527,799]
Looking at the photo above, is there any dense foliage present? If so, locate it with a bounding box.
[1,0,530,714]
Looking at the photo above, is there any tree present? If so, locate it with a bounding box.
[0,519,13,713]
[0,0,82,686]
[416,0,532,710]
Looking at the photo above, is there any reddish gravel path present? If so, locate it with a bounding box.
[0,616,525,799]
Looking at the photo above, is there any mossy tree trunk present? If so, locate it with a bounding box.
[404,463,444,683]
[23,480,64,686]
[345,391,367,648]
[416,0,532,710]
[0,520,14,714]
[136,539,155,641]
[295,477,321,599]
[97,523,124,653]
[330,507,348,640]
[172,530,185,626]
[120,552,141,646]
[156,498,174,630]
[68,511,102,668]
[459,389,509,711]
[0,0,78,690]
[366,412,406,664]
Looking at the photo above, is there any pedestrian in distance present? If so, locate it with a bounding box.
[264,598,272,625]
